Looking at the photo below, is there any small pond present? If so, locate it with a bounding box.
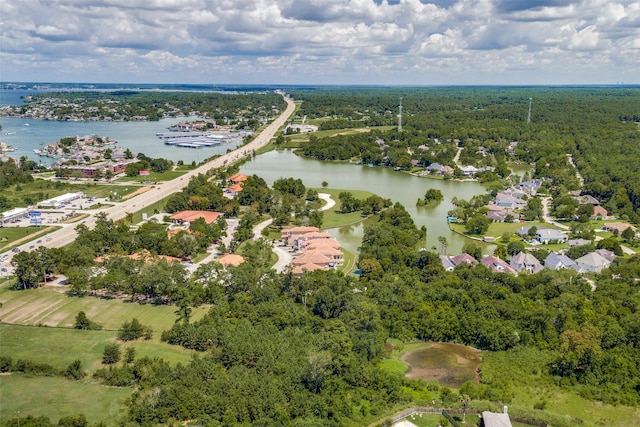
[401,342,482,388]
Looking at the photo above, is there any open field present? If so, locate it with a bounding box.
[2,179,142,204]
[0,375,132,426]
[0,226,60,251]
[114,169,187,183]
[0,285,209,332]
[0,324,196,372]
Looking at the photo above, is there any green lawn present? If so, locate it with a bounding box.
[0,226,60,251]
[0,375,132,426]
[1,179,142,205]
[0,286,209,332]
[312,188,376,229]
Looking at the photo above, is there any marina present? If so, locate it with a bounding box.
[158,130,245,148]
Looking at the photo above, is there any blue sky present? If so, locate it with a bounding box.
[1,0,639,85]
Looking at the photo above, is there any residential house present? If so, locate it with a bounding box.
[281,226,320,243]
[536,228,568,244]
[595,248,616,263]
[510,251,544,274]
[440,255,456,271]
[460,165,478,176]
[218,253,245,267]
[481,411,513,427]
[170,210,222,225]
[451,253,478,266]
[568,238,592,248]
[486,210,511,222]
[590,205,608,220]
[602,222,637,235]
[575,252,611,273]
[481,255,517,274]
[574,194,600,205]
[228,174,249,184]
[544,253,579,271]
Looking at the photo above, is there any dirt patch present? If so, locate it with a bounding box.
[122,186,151,200]
[400,342,482,388]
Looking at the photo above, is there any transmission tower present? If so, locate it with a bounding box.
[398,97,403,132]
[527,98,533,124]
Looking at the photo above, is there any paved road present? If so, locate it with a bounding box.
[1,94,296,267]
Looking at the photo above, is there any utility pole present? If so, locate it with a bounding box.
[398,97,403,132]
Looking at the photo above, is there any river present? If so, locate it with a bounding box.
[239,150,492,255]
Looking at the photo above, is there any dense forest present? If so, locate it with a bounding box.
[290,87,640,223]
[8,195,640,426]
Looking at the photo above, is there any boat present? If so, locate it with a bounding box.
[33,149,42,155]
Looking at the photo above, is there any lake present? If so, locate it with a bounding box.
[239,150,492,254]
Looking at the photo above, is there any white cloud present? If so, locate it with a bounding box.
[0,0,638,84]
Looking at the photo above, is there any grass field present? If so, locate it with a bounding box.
[114,169,187,183]
[313,188,376,229]
[0,375,132,426]
[0,285,209,332]
[1,179,142,204]
[0,226,60,251]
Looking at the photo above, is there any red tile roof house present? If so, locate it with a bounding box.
[170,210,223,225]
[298,239,344,265]
[590,205,608,220]
[281,226,321,244]
[228,174,249,184]
[218,253,245,267]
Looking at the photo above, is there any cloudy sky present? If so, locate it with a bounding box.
[1,0,639,85]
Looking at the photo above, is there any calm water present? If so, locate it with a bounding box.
[239,150,492,254]
[0,116,243,166]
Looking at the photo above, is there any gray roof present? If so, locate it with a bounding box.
[482,411,513,427]
[544,253,578,270]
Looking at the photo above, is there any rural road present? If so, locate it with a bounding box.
[1,94,296,266]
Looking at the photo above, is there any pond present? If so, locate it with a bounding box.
[400,342,482,388]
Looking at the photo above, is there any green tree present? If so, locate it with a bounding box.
[74,311,102,330]
[102,343,121,364]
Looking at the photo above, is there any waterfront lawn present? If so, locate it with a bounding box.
[450,221,554,241]
[0,285,209,332]
[312,188,376,229]
[0,374,132,426]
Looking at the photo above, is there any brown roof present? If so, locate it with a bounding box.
[291,263,328,275]
[281,226,320,237]
[228,183,243,193]
[229,174,249,183]
[170,210,222,224]
[218,253,245,267]
[291,250,332,266]
[302,238,341,250]
[95,250,181,264]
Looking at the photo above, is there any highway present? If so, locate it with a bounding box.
[1,94,296,263]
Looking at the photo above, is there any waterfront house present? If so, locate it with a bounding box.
[451,253,478,266]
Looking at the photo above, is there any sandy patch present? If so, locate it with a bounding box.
[122,186,152,200]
